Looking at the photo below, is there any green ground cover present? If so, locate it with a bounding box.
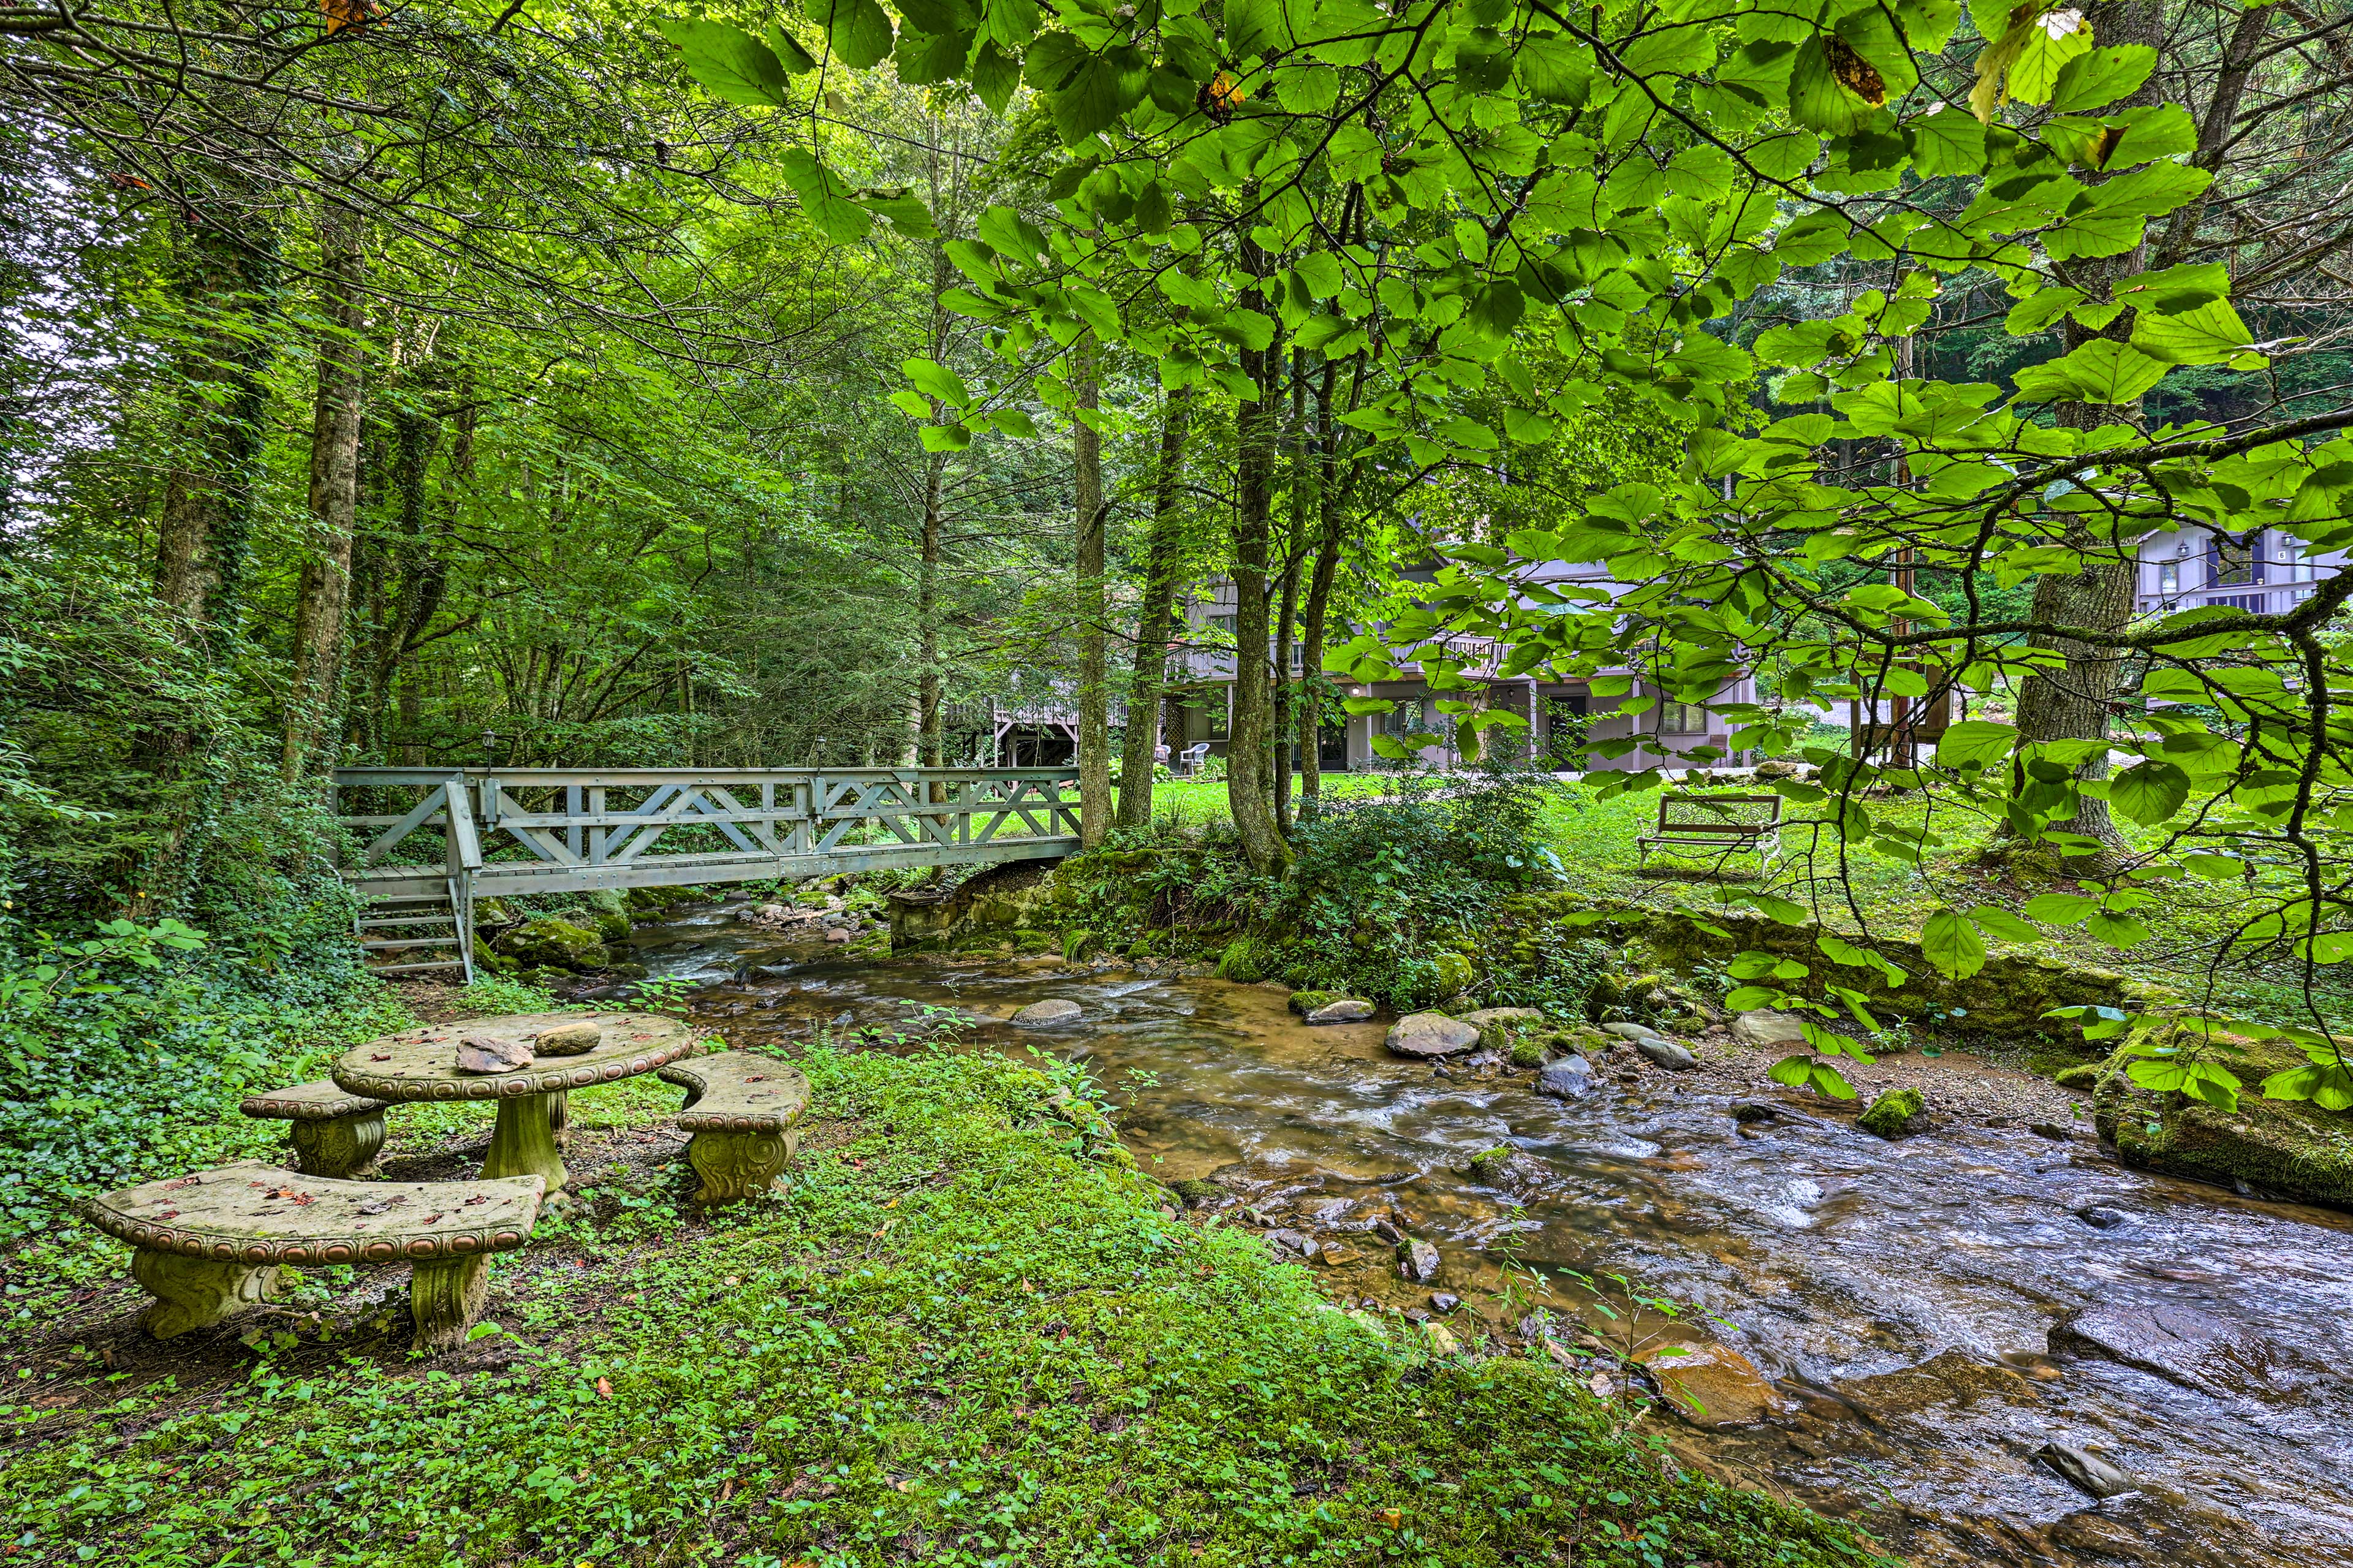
[1,1024,1881,1568]
[1132,771,2351,1030]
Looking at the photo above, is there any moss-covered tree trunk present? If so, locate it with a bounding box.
[1115,385,1194,830]
[1074,338,1112,848]
[1297,359,1344,811]
[1226,237,1288,875]
[282,202,366,781]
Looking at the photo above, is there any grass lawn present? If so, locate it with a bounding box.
[1134,770,2351,1029]
[0,1019,1882,1568]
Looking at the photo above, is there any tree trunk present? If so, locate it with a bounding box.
[121,211,277,915]
[1226,235,1289,874]
[1115,385,1195,830]
[1074,338,1112,849]
[282,203,366,781]
[917,453,946,767]
[1298,360,1344,810]
[2007,0,2165,862]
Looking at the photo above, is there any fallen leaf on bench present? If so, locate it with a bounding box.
[162,1176,202,1190]
[358,1200,390,1215]
[370,1053,392,1061]
[463,1195,487,1206]
[263,1187,314,1206]
[156,1209,179,1220]
[420,1213,443,1224]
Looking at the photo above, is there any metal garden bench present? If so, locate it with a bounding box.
[1636,792,1783,871]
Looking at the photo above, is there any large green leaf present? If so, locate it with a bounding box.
[2131,299,2256,366]
[2108,759,2191,825]
[1921,907,1987,980]
[806,0,895,68]
[2011,339,2169,405]
[778,148,874,243]
[659,20,796,106]
[2048,44,2153,113]
[1933,718,2016,768]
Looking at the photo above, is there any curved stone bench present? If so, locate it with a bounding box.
[240,1082,392,1179]
[656,1052,811,1203]
[83,1159,544,1352]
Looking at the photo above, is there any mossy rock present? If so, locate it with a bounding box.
[1428,952,1476,999]
[1466,1147,1515,1184]
[1857,1088,1923,1138]
[493,916,612,972]
[1014,928,1057,954]
[1289,990,1338,1016]
[472,937,518,975]
[2096,1032,2353,1205]
[2053,1062,2104,1092]
[1162,1178,1222,1209]
[1215,937,1267,984]
[623,884,695,917]
[1062,928,1100,963]
[1509,1036,1550,1069]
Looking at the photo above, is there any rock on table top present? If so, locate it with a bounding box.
[336,1012,692,1100]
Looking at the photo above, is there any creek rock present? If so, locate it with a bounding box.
[2049,1297,2323,1403]
[532,1020,602,1056]
[456,1033,535,1074]
[1634,1036,1700,1071]
[1427,952,1477,1001]
[2075,1204,2130,1230]
[1536,1055,1596,1099]
[493,916,612,972]
[1287,990,1337,1016]
[1731,1010,1809,1049]
[2094,1029,2353,1208]
[1600,1021,1665,1043]
[1010,998,1083,1028]
[2036,1442,2141,1499]
[1460,1007,1545,1048]
[1857,1088,1925,1138]
[1385,1012,1480,1059]
[1397,1237,1441,1282]
[824,928,852,944]
[1306,998,1376,1025]
[1634,1340,1786,1430]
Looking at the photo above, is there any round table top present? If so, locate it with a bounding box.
[332,1012,696,1103]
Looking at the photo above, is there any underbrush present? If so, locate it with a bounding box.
[0,1045,1884,1568]
[1063,772,1610,1011]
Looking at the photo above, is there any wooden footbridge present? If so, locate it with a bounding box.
[332,767,1080,982]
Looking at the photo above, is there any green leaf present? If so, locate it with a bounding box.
[2108,759,2191,825]
[2011,339,2169,405]
[2082,910,2151,947]
[778,148,874,243]
[1766,1054,1816,1088]
[986,408,1039,438]
[903,357,972,407]
[806,0,895,68]
[1921,907,1987,980]
[917,423,973,452]
[2021,892,2098,925]
[971,41,1022,113]
[2048,44,2154,113]
[1966,906,2042,943]
[1906,104,1987,176]
[888,388,932,418]
[2130,299,2256,367]
[1723,985,1784,1012]
[858,189,939,239]
[1933,719,2017,769]
[1788,34,1879,135]
[659,20,794,106]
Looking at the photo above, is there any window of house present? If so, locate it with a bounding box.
[1206,612,1237,635]
[2158,558,2180,594]
[1659,702,1713,734]
[2213,539,2258,586]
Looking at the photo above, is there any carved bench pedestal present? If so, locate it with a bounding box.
[131,1249,279,1339]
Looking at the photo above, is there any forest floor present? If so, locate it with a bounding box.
[0,985,1885,1568]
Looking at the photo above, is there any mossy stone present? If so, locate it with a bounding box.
[1289,990,1338,1016]
[1509,1037,1550,1069]
[495,917,612,972]
[2053,1062,2103,1091]
[1428,952,1476,999]
[1164,1178,1222,1208]
[1857,1088,1924,1138]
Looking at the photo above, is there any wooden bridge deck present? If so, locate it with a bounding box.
[333,767,1081,901]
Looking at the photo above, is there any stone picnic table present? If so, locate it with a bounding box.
[332,1012,695,1195]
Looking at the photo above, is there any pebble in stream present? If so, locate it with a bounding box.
[593,906,2353,1568]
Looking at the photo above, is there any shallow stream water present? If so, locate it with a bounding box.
[595,897,2353,1567]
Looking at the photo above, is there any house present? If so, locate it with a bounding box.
[1161,558,1757,773]
[2136,527,2341,615]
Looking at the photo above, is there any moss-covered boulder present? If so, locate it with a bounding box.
[494,916,612,972]
[1288,989,1338,1016]
[624,884,696,918]
[1857,1088,1923,1138]
[2095,1035,2353,1206]
[1427,951,1476,1000]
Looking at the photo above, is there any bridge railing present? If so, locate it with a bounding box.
[332,767,1081,898]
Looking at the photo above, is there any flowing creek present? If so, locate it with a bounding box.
[591,896,2353,1567]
